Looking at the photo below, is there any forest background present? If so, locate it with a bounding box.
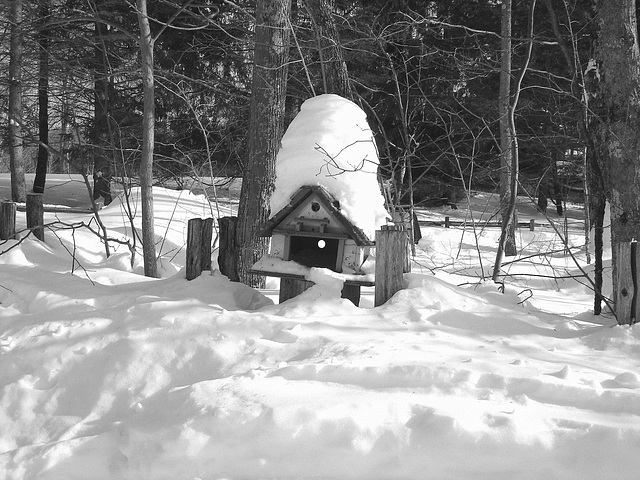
[1,0,639,323]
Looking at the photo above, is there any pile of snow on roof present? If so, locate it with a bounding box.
[270,94,389,239]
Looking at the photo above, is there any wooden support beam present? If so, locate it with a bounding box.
[279,277,313,303]
[1,201,17,240]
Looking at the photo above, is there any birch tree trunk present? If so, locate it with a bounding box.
[8,0,26,203]
[136,0,158,278]
[236,0,292,286]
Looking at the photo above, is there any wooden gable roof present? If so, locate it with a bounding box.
[260,185,374,246]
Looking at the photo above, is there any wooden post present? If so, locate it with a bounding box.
[218,216,239,281]
[444,216,450,228]
[341,283,361,306]
[279,277,313,303]
[1,201,17,240]
[186,218,203,280]
[529,219,535,231]
[201,217,214,271]
[375,225,405,306]
[26,193,44,241]
[612,241,640,325]
[614,241,638,325]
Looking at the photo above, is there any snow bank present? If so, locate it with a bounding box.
[1,186,640,479]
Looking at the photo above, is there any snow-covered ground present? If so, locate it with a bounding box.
[1,182,639,480]
[2,94,639,479]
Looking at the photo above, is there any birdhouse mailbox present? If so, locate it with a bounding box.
[256,185,375,275]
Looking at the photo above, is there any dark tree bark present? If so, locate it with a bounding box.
[33,0,50,194]
[8,0,26,203]
[590,0,640,324]
[236,0,292,286]
[93,17,110,173]
[136,0,158,278]
[303,0,353,100]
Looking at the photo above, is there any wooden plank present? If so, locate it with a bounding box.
[1,201,17,240]
[248,269,375,287]
[218,216,239,281]
[615,242,634,325]
[635,242,640,325]
[279,277,313,303]
[201,217,213,271]
[186,218,203,280]
[374,225,405,306]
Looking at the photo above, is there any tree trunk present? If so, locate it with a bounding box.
[8,0,26,203]
[33,0,50,194]
[94,17,110,172]
[236,0,292,286]
[591,0,640,325]
[136,0,158,278]
[498,0,517,258]
[493,0,537,282]
[303,0,353,100]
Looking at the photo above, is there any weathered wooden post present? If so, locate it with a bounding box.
[374,225,406,306]
[341,283,361,306]
[201,217,214,271]
[218,216,239,281]
[1,201,17,240]
[26,193,45,241]
[529,219,535,231]
[186,218,203,280]
[444,216,450,228]
[614,241,638,324]
[280,277,313,303]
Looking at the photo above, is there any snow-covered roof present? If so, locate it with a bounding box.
[261,184,375,245]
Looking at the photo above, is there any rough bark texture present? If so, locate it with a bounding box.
[137,0,158,278]
[498,0,517,258]
[8,0,26,203]
[34,0,50,194]
[94,18,110,172]
[236,0,292,287]
[590,0,640,324]
[303,0,353,100]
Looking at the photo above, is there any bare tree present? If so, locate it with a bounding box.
[492,0,537,282]
[135,0,158,278]
[236,0,292,286]
[497,0,517,258]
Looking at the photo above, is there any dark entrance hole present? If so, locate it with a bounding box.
[289,236,339,270]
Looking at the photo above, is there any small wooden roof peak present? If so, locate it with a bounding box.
[260,185,374,246]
